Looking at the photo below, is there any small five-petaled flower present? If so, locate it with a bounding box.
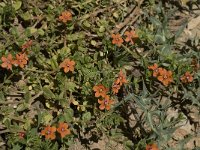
[98,95,114,110]
[111,33,124,47]
[180,71,193,83]
[14,53,28,68]
[116,70,127,86]
[112,70,127,94]
[41,125,56,140]
[57,122,71,138]
[41,123,71,140]
[157,68,173,86]
[1,53,29,70]
[112,80,121,94]
[146,143,159,150]
[59,11,72,23]
[148,64,173,86]
[1,54,14,70]
[124,30,138,44]
[148,63,160,77]
[93,84,109,98]
[59,58,75,73]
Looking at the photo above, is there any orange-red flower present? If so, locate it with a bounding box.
[111,33,124,47]
[180,71,193,83]
[116,70,127,86]
[98,95,114,110]
[93,84,108,98]
[57,122,70,138]
[157,68,173,86]
[112,80,121,94]
[1,53,14,70]
[59,59,75,73]
[22,40,32,51]
[59,11,72,23]
[18,132,25,139]
[148,63,160,77]
[124,30,138,44]
[14,53,28,68]
[146,143,159,150]
[41,125,56,140]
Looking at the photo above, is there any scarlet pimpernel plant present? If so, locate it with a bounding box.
[41,125,56,140]
[57,122,70,138]
[111,33,124,47]
[180,71,193,83]
[59,58,75,73]
[124,30,138,44]
[14,53,28,68]
[59,11,72,23]
[1,54,14,70]
[0,0,199,150]
[93,84,109,98]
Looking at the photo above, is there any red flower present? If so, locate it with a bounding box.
[93,84,108,98]
[14,53,28,68]
[41,125,56,140]
[116,70,127,86]
[22,40,32,51]
[180,71,193,83]
[148,63,160,77]
[98,95,114,110]
[124,30,138,44]
[1,53,14,70]
[59,59,75,73]
[57,122,70,138]
[59,11,72,23]
[146,143,159,150]
[111,33,124,47]
[112,80,121,94]
[18,132,25,139]
[157,68,173,86]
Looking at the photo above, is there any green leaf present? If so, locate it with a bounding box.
[147,112,158,134]
[29,27,37,34]
[82,112,91,122]
[150,17,161,26]
[16,103,28,112]
[63,108,74,122]
[11,144,22,150]
[67,32,85,41]
[24,90,31,103]
[37,111,42,127]
[91,40,97,46]
[83,20,91,28]
[175,23,187,39]
[49,55,58,70]
[160,44,172,56]
[155,33,166,44]
[99,26,105,32]
[59,46,71,56]
[25,27,37,37]
[37,28,45,36]
[43,86,55,99]
[43,113,53,124]
[10,27,19,37]
[13,1,22,10]
[21,11,31,20]
[66,81,77,92]
[0,91,5,101]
